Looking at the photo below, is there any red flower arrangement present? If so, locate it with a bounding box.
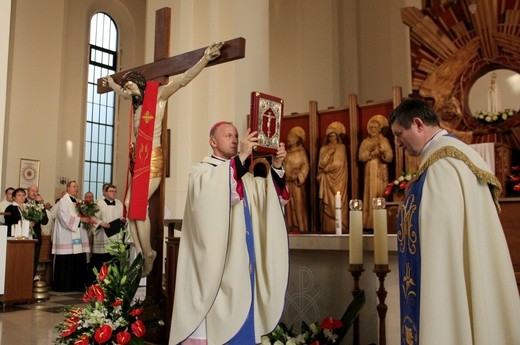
[384,172,414,198]
[55,231,151,345]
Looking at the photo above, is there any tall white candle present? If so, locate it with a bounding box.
[373,197,388,265]
[335,191,342,235]
[349,199,363,265]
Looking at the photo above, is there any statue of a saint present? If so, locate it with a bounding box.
[488,71,501,113]
[317,121,348,233]
[102,42,224,275]
[358,115,393,228]
[284,126,309,232]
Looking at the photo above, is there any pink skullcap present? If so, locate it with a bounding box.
[209,121,232,136]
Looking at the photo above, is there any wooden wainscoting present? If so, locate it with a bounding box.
[499,198,520,291]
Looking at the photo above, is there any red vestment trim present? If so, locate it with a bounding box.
[128,81,160,220]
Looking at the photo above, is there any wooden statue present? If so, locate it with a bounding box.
[358,115,393,228]
[317,121,348,233]
[284,126,309,232]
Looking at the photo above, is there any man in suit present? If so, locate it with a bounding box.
[26,184,50,278]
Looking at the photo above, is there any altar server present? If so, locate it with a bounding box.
[170,122,289,345]
[89,184,125,282]
[390,98,520,345]
[52,180,91,292]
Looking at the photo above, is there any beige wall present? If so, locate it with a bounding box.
[6,0,65,201]
[0,0,11,190]
[146,0,271,217]
[3,0,418,214]
[2,2,419,343]
[4,0,145,202]
[269,0,419,113]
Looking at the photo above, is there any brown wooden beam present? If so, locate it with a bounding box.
[97,37,246,93]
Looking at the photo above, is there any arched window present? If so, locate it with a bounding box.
[84,13,118,198]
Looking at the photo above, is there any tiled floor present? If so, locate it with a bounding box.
[0,291,85,345]
[0,286,147,345]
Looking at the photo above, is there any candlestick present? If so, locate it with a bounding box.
[372,197,388,265]
[348,263,364,345]
[373,264,391,345]
[335,191,342,235]
[349,199,363,265]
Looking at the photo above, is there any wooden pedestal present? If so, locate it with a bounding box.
[37,235,53,285]
[1,239,36,306]
[164,219,182,332]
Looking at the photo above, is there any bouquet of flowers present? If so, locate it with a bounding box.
[76,200,99,231]
[261,290,365,345]
[22,202,45,223]
[384,171,414,198]
[55,233,148,345]
[472,108,517,124]
[262,317,342,345]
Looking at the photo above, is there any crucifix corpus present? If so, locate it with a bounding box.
[98,8,246,280]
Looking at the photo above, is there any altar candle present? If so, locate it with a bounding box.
[349,199,363,264]
[373,198,388,265]
[335,191,342,235]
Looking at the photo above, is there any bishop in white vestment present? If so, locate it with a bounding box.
[170,122,289,345]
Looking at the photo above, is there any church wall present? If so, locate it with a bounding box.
[3,0,419,211]
[4,0,145,201]
[59,0,146,200]
[151,0,420,220]
[145,0,271,219]
[269,0,337,114]
[268,0,420,115]
[4,0,66,200]
[357,0,417,105]
[0,1,11,190]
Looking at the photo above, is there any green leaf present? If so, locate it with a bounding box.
[336,290,366,344]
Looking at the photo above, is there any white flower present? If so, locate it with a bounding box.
[309,322,320,335]
[293,333,306,344]
[473,109,516,124]
[323,328,339,342]
[260,336,272,345]
[261,335,271,345]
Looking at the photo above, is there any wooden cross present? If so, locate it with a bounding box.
[97,11,245,93]
[97,8,245,341]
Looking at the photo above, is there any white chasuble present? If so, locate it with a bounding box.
[400,134,520,345]
[170,157,289,345]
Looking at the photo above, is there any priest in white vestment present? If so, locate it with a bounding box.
[170,122,289,345]
[52,180,91,292]
[389,99,520,345]
[89,184,126,284]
